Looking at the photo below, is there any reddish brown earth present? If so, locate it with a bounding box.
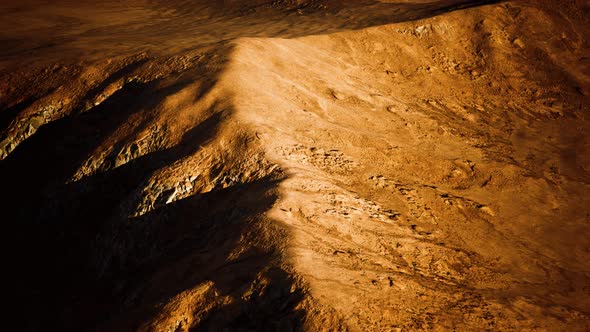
[1,0,590,331]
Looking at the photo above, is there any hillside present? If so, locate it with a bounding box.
[1,0,590,331]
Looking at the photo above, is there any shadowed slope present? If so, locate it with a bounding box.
[0,0,501,67]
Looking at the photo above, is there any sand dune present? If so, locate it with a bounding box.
[1,1,590,331]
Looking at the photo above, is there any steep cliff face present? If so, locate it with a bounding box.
[1,1,589,331]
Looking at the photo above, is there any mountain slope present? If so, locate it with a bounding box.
[1,0,589,331]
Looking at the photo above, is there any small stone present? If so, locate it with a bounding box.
[414,24,431,36]
[6,142,15,153]
[28,116,45,129]
[512,38,525,48]
[0,139,9,151]
[479,206,495,216]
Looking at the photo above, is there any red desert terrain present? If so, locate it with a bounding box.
[1,0,589,330]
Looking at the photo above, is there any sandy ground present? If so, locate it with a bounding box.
[1,0,590,331]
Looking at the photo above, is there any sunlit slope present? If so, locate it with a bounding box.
[222,2,590,330]
[1,0,589,331]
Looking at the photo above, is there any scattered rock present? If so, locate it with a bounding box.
[512,38,525,48]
